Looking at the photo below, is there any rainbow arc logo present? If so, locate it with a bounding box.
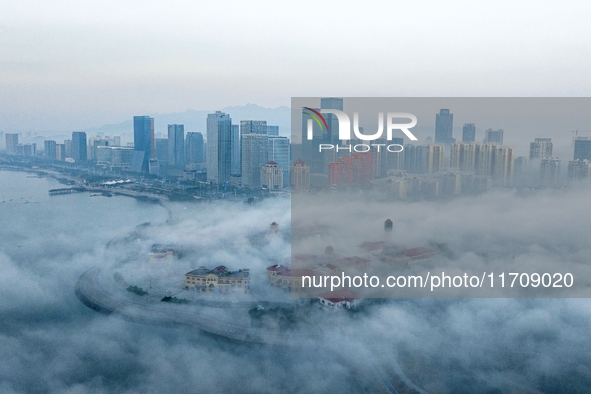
[303,107,328,132]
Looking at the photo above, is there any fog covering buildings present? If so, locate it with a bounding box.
[2,168,591,392]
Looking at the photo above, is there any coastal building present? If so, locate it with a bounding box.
[206,111,232,184]
[261,161,283,190]
[266,265,317,293]
[317,289,361,309]
[72,132,87,162]
[133,116,154,172]
[167,124,185,169]
[5,133,18,154]
[184,265,250,294]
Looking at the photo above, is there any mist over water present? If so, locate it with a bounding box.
[1,170,591,393]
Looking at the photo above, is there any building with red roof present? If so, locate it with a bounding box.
[317,289,361,309]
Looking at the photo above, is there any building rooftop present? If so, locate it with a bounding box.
[318,289,360,303]
[331,256,371,268]
[186,265,249,278]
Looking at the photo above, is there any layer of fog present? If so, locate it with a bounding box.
[2,172,591,392]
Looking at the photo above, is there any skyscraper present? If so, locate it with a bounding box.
[492,145,513,186]
[241,133,268,187]
[44,140,57,160]
[167,124,185,168]
[5,133,18,154]
[462,123,476,143]
[435,109,454,144]
[404,145,427,174]
[513,156,527,186]
[185,132,204,165]
[268,136,290,187]
[540,157,560,186]
[425,145,445,174]
[529,138,553,159]
[450,142,479,172]
[133,116,154,172]
[71,132,87,162]
[573,138,591,160]
[64,140,72,158]
[484,129,504,145]
[240,120,267,135]
[231,125,241,176]
[207,111,232,184]
[567,159,591,180]
[56,144,65,161]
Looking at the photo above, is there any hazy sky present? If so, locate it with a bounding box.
[1,1,591,130]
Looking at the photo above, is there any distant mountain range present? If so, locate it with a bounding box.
[84,104,291,137]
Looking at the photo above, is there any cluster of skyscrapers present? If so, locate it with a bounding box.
[5,101,591,195]
[297,100,591,196]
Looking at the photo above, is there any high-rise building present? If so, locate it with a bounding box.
[290,159,310,190]
[21,143,36,157]
[231,125,241,176]
[167,124,185,168]
[268,136,290,188]
[133,116,154,172]
[56,144,65,161]
[450,142,479,172]
[91,139,109,161]
[261,161,284,190]
[476,144,496,176]
[240,120,267,135]
[321,98,343,146]
[267,125,279,136]
[5,133,18,154]
[155,139,169,168]
[96,146,135,169]
[44,140,57,160]
[149,158,160,175]
[404,145,427,174]
[64,140,72,158]
[484,129,504,145]
[567,159,591,180]
[529,138,553,159]
[425,145,445,174]
[492,146,513,186]
[71,132,87,162]
[435,109,454,144]
[513,156,527,186]
[462,123,476,143]
[574,138,591,160]
[241,133,268,187]
[185,132,204,165]
[329,152,374,186]
[207,111,232,184]
[540,157,561,186]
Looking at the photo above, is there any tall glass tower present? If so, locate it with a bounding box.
[167,124,185,168]
[133,116,154,172]
[206,112,232,184]
[435,109,454,144]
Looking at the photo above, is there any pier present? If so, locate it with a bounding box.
[48,187,84,196]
